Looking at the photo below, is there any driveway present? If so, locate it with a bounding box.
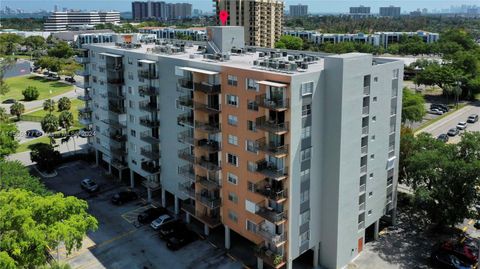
[40,161,242,269]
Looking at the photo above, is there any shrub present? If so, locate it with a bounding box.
[22,86,40,101]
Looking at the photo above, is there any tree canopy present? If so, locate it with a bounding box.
[402,87,426,123]
[275,35,304,50]
[0,159,48,195]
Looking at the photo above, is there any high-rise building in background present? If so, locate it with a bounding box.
[379,6,401,17]
[214,0,284,48]
[44,11,120,32]
[289,4,308,17]
[349,5,371,18]
[132,1,192,21]
[76,26,402,269]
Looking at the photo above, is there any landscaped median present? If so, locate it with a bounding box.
[22,98,85,127]
[0,75,73,102]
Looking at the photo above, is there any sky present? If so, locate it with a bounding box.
[1,0,479,13]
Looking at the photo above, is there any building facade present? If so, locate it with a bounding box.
[379,6,401,17]
[349,6,371,18]
[289,4,308,17]
[44,11,120,32]
[214,0,284,48]
[132,1,192,21]
[139,27,207,41]
[77,26,402,269]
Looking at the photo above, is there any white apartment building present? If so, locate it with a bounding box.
[76,26,402,269]
[44,11,120,32]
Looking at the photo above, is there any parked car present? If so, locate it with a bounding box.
[448,128,459,137]
[437,134,449,143]
[65,76,76,83]
[25,129,43,138]
[158,220,185,240]
[166,229,197,251]
[456,122,468,130]
[138,207,167,224]
[150,214,174,230]
[2,98,16,104]
[440,240,478,264]
[431,104,449,112]
[80,178,99,192]
[111,191,138,205]
[430,108,444,115]
[467,114,479,123]
[431,250,472,269]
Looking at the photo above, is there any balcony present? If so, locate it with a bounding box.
[359,202,366,212]
[256,117,289,134]
[197,156,221,171]
[139,101,158,112]
[77,94,92,101]
[178,130,194,145]
[360,165,367,174]
[108,91,126,100]
[110,145,127,156]
[256,138,288,157]
[362,126,369,135]
[78,107,92,114]
[107,78,124,85]
[256,160,288,179]
[109,103,126,114]
[358,221,365,230]
[106,63,123,72]
[179,182,196,199]
[178,164,195,181]
[178,78,193,90]
[196,139,221,152]
[257,227,287,246]
[140,132,160,145]
[141,147,161,160]
[363,86,370,96]
[178,95,193,108]
[361,145,368,155]
[110,133,127,143]
[194,102,220,114]
[178,148,195,163]
[194,82,221,94]
[101,119,126,129]
[195,120,221,133]
[196,212,221,228]
[74,55,89,64]
[75,69,90,76]
[139,117,160,128]
[196,193,221,209]
[141,161,161,174]
[255,181,287,202]
[256,206,287,224]
[197,175,220,189]
[256,95,289,111]
[178,113,194,126]
[359,184,366,193]
[139,86,159,96]
[138,70,158,80]
[362,106,369,115]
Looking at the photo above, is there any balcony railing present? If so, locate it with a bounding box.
[79,116,93,126]
[361,145,368,155]
[194,102,221,114]
[179,182,196,199]
[141,161,160,174]
[178,130,194,145]
[101,119,126,129]
[196,193,221,209]
[77,94,91,101]
[359,202,366,212]
[141,147,161,160]
[359,184,366,193]
[178,95,193,108]
[197,175,220,189]
[363,86,370,96]
[256,138,288,156]
[106,63,123,71]
[139,101,158,112]
[178,78,193,90]
[358,221,365,230]
[178,113,194,126]
[74,55,89,64]
[78,107,92,114]
[197,156,221,171]
[139,117,160,128]
[360,165,367,174]
[255,181,287,201]
[256,160,288,179]
[196,139,221,152]
[110,145,127,156]
[178,148,195,163]
[256,117,289,134]
[108,91,126,100]
[110,133,127,143]
[362,126,369,135]
[75,69,90,76]
[256,206,287,223]
[139,86,159,96]
[140,132,160,145]
[138,70,158,79]
[256,94,289,110]
[257,227,287,245]
[194,82,221,94]
[109,103,126,114]
[196,213,221,228]
[179,165,195,182]
[107,78,124,85]
[362,106,369,115]
[254,245,286,268]
[195,120,221,133]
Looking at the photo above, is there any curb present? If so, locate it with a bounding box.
[34,166,58,178]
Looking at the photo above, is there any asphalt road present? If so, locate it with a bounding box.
[417,102,480,143]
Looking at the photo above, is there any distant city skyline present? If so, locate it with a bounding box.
[1,0,479,14]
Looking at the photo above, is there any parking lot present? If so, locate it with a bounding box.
[41,161,241,269]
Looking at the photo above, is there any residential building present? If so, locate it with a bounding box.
[289,4,308,17]
[349,6,371,18]
[44,11,120,32]
[379,6,401,17]
[139,27,207,41]
[132,1,192,21]
[214,0,284,48]
[77,26,402,269]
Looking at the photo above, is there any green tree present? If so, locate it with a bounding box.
[9,101,25,120]
[41,114,59,134]
[59,111,73,131]
[0,188,98,267]
[47,41,75,58]
[29,143,61,172]
[0,252,15,269]
[43,99,55,114]
[0,123,18,159]
[22,35,46,51]
[22,85,40,101]
[275,35,304,50]
[35,56,62,73]
[402,87,426,123]
[0,107,9,122]
[414,62,463,101]
[57,97,71,112]
[0,57,16,96]
[0,160,48,194]
[0,33,24,55]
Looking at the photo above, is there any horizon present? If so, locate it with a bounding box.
[1,0,479,14]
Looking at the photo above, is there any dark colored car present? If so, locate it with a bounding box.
[111,191,138,205]
[440,241,478,265]
[65,76,76,83]
[137,207,167,224]
[431,104,449,112]
[467,114,478,124]
[159,220,185,240]
[437,134,449,143]
[2,98,16,104]
[431,250,472,269]
[166,229,197,251]
[26,129,43,138]
[447,128,459,137]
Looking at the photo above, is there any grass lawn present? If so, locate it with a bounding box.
[16,136,50,153]
[1,75,73,102]
[25,98,84,121]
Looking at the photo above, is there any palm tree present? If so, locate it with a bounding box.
[10,102,25,120]
[59,111,74,152]
[43,99,55,115]
[41,114,58,145]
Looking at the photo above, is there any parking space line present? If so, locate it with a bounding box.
[226,253,236,261]
[120,205,153,224]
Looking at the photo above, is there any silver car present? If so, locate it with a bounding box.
[81,178,99,192]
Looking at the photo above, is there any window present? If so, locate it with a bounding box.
[245,199,257,213]
[300,190,310,203]
[246,220,257,233]
[226,94,238,106]
[247,120,256,132]
[228,134,238,145]
[130,130,136,137]
[373,96,377,102]
[128,72,133,80]
[99,67,105,73]
[300,231,309,246]
[129,100,134,108]
[228,75,238,86]
[128,57,133,64]
[368,210,372,215]
[302,104,311,117]
[228,210,238,223]
[247,161,257,172]
[369,191,373,197]
[128,86,133,94]
[301,148,311,161]
[228,115,238,126]
[301,81,314,96]
[301,126,311,139]
[227,154,238,166]
[246,78,258,91]
[129,115,135,123]
[227,172,238,184]
[247,181,255,192]
[301,169,310,182]
[246,140,257,153]
[228,192,238,204]
[372,116,376,122]
[370,154,375,160]
[300,209,310,225]
[374,77,378,82]
[393,69,399,79]
[247,100,258,111]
